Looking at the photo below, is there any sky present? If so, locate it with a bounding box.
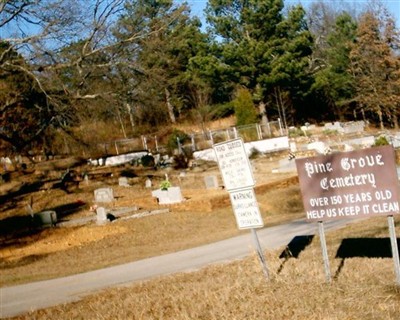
[183,0,400,27]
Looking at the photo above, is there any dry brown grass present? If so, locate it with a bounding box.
[0,156,300,287]
[0,179,303,287]
[9,217,400,320]
[2,153,400,319]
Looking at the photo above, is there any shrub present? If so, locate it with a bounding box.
[140,154,155,167]
[160,180,172,190]
[167,129,190,154]
[373,135,389,146]
[233,88,258,126]
[288,127,305,137]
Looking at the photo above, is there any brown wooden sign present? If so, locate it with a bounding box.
[296,145,400,221]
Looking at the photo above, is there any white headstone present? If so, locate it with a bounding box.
[145,178,152,188]
[96,207,109,225]
[204,176,219,189]
[152,187,183,204]
[118,177,130,187]
[94,188,114,202]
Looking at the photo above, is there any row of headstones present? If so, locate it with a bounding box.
[28,176,220,227]
[96,175,220,205]
[117,175,220,190]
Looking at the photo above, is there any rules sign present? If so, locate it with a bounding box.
[296,145,400,221]
[213,138,255,191]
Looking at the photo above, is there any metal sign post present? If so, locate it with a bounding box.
[387,215,400,285]
[251,228,269,280]
[318,221,332,283]
[213,138,268,280]
[296,146,400,285]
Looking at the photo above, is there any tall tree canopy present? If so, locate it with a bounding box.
[1,0,399,157]
[312,12,357,120]
[113,0,208,128]
[205,0,314,125]
[349,9,400,129]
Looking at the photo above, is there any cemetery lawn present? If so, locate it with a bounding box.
[0,155,301,287]
[1,152,400,319]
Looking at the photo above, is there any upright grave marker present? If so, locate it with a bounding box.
[213,138,268,279]
[296,145,400,284]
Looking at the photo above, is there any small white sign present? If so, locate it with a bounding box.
[213,138,255,191]
[229,188,264,229]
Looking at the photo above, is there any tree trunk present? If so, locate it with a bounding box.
[393,113,399,130]
[126,103,135,132]
[165,88,176,123]
[116,108,127,138]
[258,101,271,136]
[377,106,384,130]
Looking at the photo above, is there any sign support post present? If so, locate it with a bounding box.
[296,146,400,284]
[213,138,268,280]
[318,221,332,283]
[387,215,400,285]
[251,228,269,280]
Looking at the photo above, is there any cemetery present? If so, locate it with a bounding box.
[0,122,400,318]
[0,122,399,287]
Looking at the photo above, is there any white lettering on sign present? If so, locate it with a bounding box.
[319,173,376,190]
[340,154,384,171]
[296,146,400,221]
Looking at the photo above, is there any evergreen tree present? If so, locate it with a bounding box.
[349,10,400,129]
[206,0,314,125]
[114,0,207,128]
[312,13,357,120]
[0,42,55,154]
[233,87,258,126]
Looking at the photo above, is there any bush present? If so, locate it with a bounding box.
[233,88,258,126]
[373,135,389,146]
[140,154,155,167]
[173,154,190,169]
[167,129,190,154]
[288,127,305,137]
[211,102,235,119]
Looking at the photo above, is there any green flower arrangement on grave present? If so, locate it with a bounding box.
[160,180,172,191]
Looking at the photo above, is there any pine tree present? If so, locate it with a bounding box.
[349,10,400,129]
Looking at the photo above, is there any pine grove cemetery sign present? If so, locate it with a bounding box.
[296,145,399,222]
[296,145,400,285]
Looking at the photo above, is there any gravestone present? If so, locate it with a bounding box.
[152,187,183,205]
[94,188,114,203]
[179,171,186,178]
[96,207,109,225]
[118,177,130,187]
[278,159,297,173]
[145,178,152,188]
[342,121,365,134]
[35,210,57,227]
[307,141,328,154]
[204,175,219,189]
